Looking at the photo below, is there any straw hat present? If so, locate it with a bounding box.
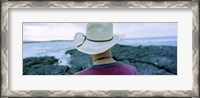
[74,23,124,55]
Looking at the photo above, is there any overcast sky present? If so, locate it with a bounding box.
[23,23,177,41]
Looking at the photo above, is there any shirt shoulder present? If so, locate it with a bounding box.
[74,68,93,75]
[116,62,140,75]
[74,62,139,75]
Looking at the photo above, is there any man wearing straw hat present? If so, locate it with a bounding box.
[73,23,139,75]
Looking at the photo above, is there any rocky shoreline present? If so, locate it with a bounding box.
[23,44,177,75]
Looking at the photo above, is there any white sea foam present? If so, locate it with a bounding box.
[23,41,74,66]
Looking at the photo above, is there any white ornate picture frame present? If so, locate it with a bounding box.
[1,1,199,97]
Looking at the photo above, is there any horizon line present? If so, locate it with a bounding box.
[23,35,177,42]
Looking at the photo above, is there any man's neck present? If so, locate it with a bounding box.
[92,50,116,65]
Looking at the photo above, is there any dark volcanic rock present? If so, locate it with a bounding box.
[23,56,69,75]
[23,56,59,67]
[65,49,92,74]
[23,44,177,75]
[65,44,177,75]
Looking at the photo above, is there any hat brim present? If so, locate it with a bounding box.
[74,32,124,55]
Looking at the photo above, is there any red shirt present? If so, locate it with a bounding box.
[74,62,139,75]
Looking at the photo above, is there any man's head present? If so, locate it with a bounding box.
[74,23,124,55]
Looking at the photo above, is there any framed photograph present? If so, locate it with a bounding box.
[1,1,199,97]
[22,22,177,75]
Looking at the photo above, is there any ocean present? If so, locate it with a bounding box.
[118,36,177,46]
[23,36,177,66]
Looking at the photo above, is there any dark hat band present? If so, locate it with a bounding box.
[77,35,114,47]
